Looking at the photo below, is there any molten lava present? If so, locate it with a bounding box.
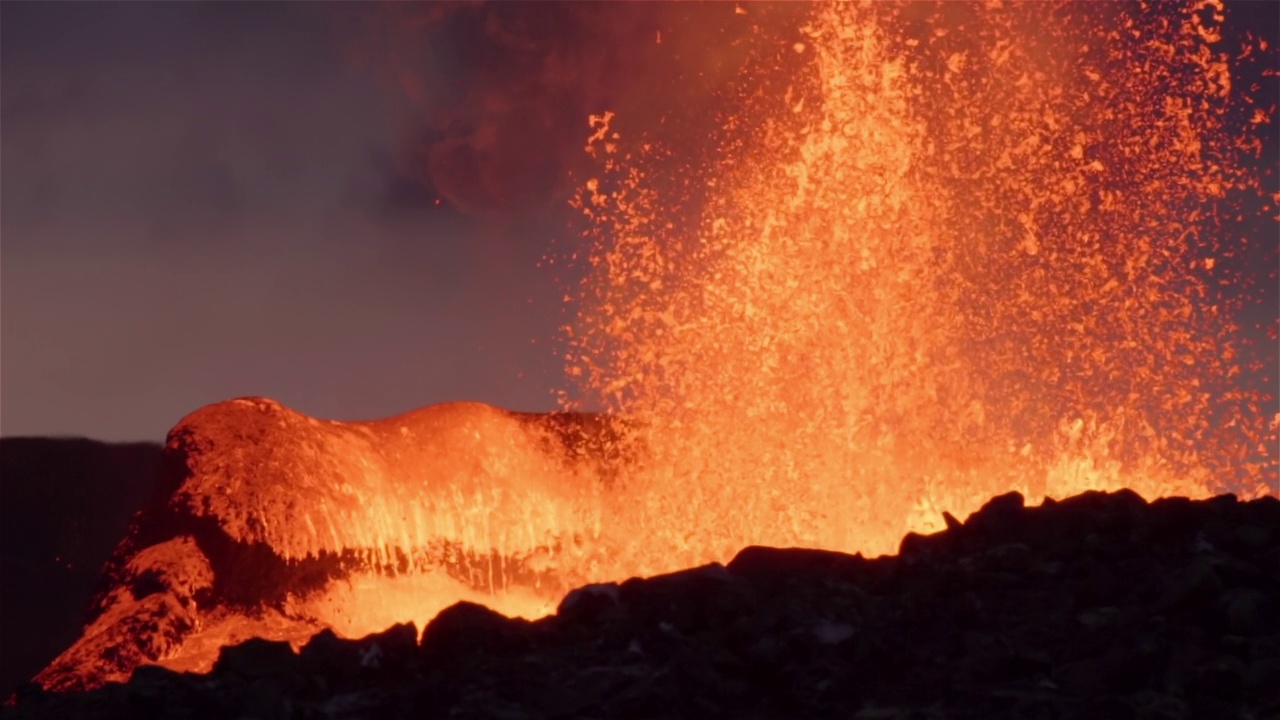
[32,0,1276,696]
[34,399,624,691]
[561,0,1275,574]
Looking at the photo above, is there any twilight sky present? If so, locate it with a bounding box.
[1,2,604,441]
[2,0,783,442]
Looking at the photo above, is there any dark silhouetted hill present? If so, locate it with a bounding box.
[0,437,162,697]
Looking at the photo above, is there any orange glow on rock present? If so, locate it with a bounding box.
[34,399,624,691]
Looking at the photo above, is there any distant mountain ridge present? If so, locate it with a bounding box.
[0,437,163,697]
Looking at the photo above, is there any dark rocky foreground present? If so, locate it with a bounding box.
[6,489,1279,720]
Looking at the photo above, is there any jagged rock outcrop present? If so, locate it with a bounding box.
[27,398,628,694]
[10,489,1278,719]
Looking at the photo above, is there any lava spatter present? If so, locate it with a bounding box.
[562,1,1277,575]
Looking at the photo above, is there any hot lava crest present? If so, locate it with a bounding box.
[20,397,627,698]
[7,474,1278,719]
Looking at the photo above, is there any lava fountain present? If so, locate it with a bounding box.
[560,0,1277,576]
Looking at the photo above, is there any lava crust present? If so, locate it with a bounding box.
[26,398,625,695]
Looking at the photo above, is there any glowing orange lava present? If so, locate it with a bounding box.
[560,1,1277,575]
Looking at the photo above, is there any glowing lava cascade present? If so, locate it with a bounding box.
[31,399,624,692]
[562,1,1278,575]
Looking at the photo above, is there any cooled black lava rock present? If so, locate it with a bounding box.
[6,490,1279,720]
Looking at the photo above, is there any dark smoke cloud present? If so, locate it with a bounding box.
[345,2,809,222]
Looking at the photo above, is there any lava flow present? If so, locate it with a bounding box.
[33,398,627,691]
[30,0,1276,695]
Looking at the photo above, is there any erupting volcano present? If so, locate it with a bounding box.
[14,0,1277,707]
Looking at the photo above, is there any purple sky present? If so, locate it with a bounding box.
[2,3,583,441]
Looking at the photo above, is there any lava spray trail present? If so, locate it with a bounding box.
[563,2,1278,574]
